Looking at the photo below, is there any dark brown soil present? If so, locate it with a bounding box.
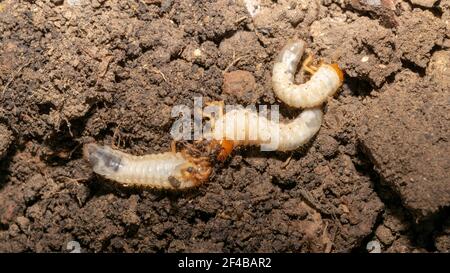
[359,69,450,219]
[0,0,449,253]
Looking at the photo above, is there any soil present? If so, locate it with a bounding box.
[0,0,449,253]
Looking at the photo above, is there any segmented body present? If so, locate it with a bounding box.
[272,39,344,108]
[83,143,211,189]
[209,107,323,151]
[84,39,344,183]
[209,39,342,154]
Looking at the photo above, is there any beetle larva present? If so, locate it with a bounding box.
[272,39,344,108]
[83,143,211,189]
[207,107,323,152]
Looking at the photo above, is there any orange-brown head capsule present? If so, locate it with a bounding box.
[329,63,344,85]
[217,140,234,161]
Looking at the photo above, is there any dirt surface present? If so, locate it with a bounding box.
[359,69,450,218]
[0,0,448,253]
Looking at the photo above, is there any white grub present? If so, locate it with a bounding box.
[272,39,344,108]
[209,107,323,151]
[366,240,382,253]
[83,143,211,189]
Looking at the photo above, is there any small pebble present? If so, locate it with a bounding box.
[376,225,395,245]
[223,70,256,98]
[409,0,438,8]
[426,50,450,85]
[16,216,30,231]
[366,240,382,253]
